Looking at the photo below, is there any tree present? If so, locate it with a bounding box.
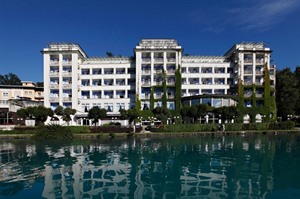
[127,108,140,124]
[88,106,107,125]
[54,105,64,116]
[63,107,76,125]
[36,82,44,87]
[152,107,171,124]
[276,68,299,119]
[34,106,53,125]
[214,106,238,123]
[119,108,128,120]
[0,73,22,85]
[106,52,114,57]
[17,106,53,125]
[294,66,300,115]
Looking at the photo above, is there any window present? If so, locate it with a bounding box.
[81,103,90,112]
[104,103,113,112]
[116,103,125,111]
[2,92,8,97]
[92,103,101,108]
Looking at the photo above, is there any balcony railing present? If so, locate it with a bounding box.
[256,59,264,64]
[166,70,175,74]
[142,82,150,86]
[153,81,163,86]
[154,58,164,62]
[244,70,252,74]
[49,97,59,102]
[168,95,175,99]
[142,58,151,62]
[63,97,72,101]
[63,84,72,89]
[167,58,176,62]
[91,95,101,99]
[62,60,72,65]
[50,60,59,65]
[154,70,163,74]
[256,94,263,97]
[142,70,150,74]
[141,95,150,100]
[167,81,175,86]
[50,84,59,88]
[62,72,72,77]
[154,94,163,99]
[49,72,59,77]
[244,59,253,63]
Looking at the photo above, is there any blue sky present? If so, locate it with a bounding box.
[0,0,299,82]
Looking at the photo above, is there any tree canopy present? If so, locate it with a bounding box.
[88,106,107,125]
[276,67,299,119]
[0,73,22,85]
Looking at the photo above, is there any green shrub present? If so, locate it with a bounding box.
[269,121,295,130]
[66,126,90,134]
[225,123,243,131]
[242,123,269,130]
[33,124,73,139]
[151,124,219,132]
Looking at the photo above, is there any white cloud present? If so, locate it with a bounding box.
[233,0,300,30]
[191,0,300,32]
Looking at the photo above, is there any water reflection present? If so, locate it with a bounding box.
[0,133,300,198]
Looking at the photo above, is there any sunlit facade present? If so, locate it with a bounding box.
[42,40,275,117]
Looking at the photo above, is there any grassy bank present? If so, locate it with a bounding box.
[0,121,297,139]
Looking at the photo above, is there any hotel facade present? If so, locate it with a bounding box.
[42,39,276,122]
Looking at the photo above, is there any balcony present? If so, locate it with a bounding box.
[49,97,59,102]
[50,60,59,66]
[154,69,163,74]
[154,94,163,99]
[142,70,150,74]
[167,81,175,86]
[141,94,150,100]
[166,69,175,74]
[81,95,90,99]
[153,81,163,86]
[142,58,151,62]
[62,84,72,89]
[167,58,176,62]
[168,95,175,99]
[49,71,59,77]
[63,97,72,101]
[62,72,72,77]
[142,81,150,86]
[256,59,264,64]
[62,60,72,65]
[256,94,263,98]
[154,57,164,62]
[50,84,59,89]
[244,70,252,74]
[244,59,253,63]
[256,71,263,75]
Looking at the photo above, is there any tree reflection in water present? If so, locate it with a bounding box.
[0,133,300,198]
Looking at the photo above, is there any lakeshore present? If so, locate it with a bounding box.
[0,129,299,140]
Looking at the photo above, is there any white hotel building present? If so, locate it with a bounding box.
[42,39,275,121]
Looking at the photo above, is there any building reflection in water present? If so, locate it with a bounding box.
[0,134,299,198]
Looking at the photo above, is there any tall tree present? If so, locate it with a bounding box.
[276,68,299,119]
[294,66,300,115]
[0,73,22,85]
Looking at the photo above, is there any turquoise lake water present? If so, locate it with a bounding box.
[0,133,300,199]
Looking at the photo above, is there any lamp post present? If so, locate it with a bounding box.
[204,115,209,123]
[173,116,180,124]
